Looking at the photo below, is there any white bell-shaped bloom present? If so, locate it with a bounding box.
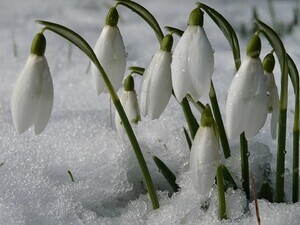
[11,54,54,134]
[226,55,268,139]
[91,25,126,95]
[190,106,221,196]
[115,89,140,135]
[266,72,279,139]
[171,25,214,102]
[139,50,172,119]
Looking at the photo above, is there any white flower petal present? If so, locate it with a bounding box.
[34,59,54,134]
[188,27,214,99]
[190,127,220,196]
[171,26,195,102]
[125,91,140,123]
[115,90,140,135]
[266,72,279,139]
[139,54,156,117]
[92,25,126,95]
[147,51,172,119]
[11,55,45,134]
[226,56,268,139]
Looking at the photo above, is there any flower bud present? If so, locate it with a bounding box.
[263,53,275,73]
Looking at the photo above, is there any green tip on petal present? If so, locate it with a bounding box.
[106,7,119,26]
[201,104,214,127]
[188,8,203,26]
[246,34,261,58]
[160,34,173,52]
[30,32,46,56]
[263,53,275,73]
[124,75,134,91]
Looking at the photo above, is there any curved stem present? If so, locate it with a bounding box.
[240,132,250,200]
[37,21,160,209]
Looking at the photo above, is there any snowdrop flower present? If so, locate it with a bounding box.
[115,75,140,134]
[263,53,279,139]
[139,34,173,119]
[11,32,54,134]
[171,8,214,102]
[91,7,126,95]
[226,35,268,139]
[190,105,221,196]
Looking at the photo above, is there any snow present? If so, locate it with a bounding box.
[1,0,300,224]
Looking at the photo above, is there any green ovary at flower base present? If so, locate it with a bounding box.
[171,7,214,103]
[91,7,127,95]
[11,32,54,135]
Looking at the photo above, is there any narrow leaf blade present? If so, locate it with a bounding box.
[198,2,241,70]
[36,20,98,66]
[153,155,180,192]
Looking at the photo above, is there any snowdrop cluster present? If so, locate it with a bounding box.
[12,0,296,218]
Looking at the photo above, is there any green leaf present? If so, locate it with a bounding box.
[183,127,192,150]
[152,155,180,192]
[222,165,237,190]
[115,0,164,43]
[164,26,184,37]
[287,54,299,96]
[198,2,241,70]
[128,66,145,76]
[180,97,199,139]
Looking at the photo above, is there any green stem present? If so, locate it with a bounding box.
[180,97,199,139]
[293,129,299,202]
[275,108,287,203]
[275,60,289,203]
[101,68,160,209]
[209,82,231,158]
[240,132,250,200]
[217,165,227,220]
[37,21,160,209]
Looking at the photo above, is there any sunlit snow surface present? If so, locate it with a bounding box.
[1,0,300,224]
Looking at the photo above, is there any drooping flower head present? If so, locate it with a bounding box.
[11,32,54,134]
[171,7,214,102]
[190,105,221,196]
[91,7,126,95]
[139,34,173,119]
[263,53,279,139]
[115,75,140,135]
[226,34,268,139]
